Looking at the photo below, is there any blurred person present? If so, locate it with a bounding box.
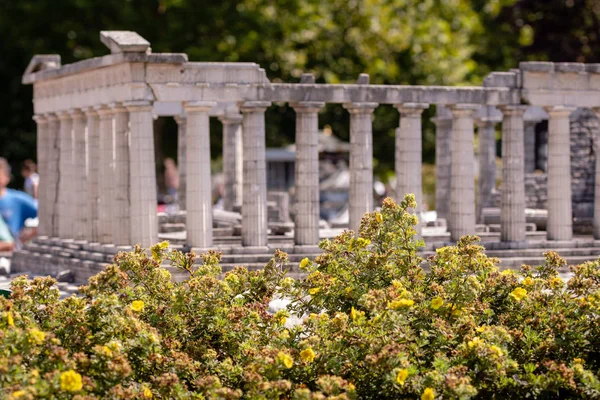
[164,158,179,202]
[0,158,37,243]
[21,159,39,199]
[0,215,13,252]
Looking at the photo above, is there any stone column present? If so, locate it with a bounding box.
[46,114,60,237]
[70,109,88,241]
[395,103,428,219]
[126,101,158,247]
[545,106,575,241]
[593,108,600,239]
[84,108,100,242]
[56,110,74,239]
[184,101,215,249]
[343,102,378,233]
[433,106,452,222]
[111,103,131,246]
[475,117,499,223]
[524,120,537,173]
[500,105,527,243]
[240,101,271,247]
[33,114,50,236]
[219,112,244,211]
[96,105,115,244]
[292,101,324,246]
[174,115,187,211]
[448,104,479,241]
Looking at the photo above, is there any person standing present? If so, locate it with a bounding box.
[21,159,39,199]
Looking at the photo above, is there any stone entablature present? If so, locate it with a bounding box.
[19,30,600,260]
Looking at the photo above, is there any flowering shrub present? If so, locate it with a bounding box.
[1,195,600,399]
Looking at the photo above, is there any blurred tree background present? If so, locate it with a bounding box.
[1,0,598,188]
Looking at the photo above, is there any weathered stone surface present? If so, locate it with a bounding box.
[100,31,151,54]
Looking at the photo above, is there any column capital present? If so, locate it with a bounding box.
[82,107,98,117]
[94,104,114,117]
[68,108,86,120]
[291,101,325,113]
[218,113,243,124]
[395,102,429,115]
[46,113,59,122]
[184,101,216,113]
[498,104,528,116]
[448,103,480,117]
[544,105,576,117]
[55,110,72,120]
[343,102,378,114]
[240,101,271,112]
[124,100,153,112]
[32,114,49,124]
[174,114,186,125]
[108,102,128,113]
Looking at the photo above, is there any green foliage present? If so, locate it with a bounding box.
[2,195,600,399]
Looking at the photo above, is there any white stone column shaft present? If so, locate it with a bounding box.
[500,105,527,242]
[395,103,428,218]
[524,120,537,173]
[449,104,479,241]
[71,109,88,241]
[184,102,215,249]
[545,106,575,241]
[126,101,158,247]
[174,115,187,211]
[33,114,50,236]
[593,109,600,239]
[292,102,324,246]
[240,101,271,247]
[112,104,131,246]
[96,106,115,244]
[219,112,244,211]
[475,118,498,223]
[57,111,74,239]
[344,102,378,233]
[84,108,100,242]
[46,114,60,237]
[433,106,452,221]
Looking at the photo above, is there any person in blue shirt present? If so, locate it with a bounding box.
[0,157,38,243]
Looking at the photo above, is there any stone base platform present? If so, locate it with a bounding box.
[10,235,600,284]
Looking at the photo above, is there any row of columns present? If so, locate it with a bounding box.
[34,101,157,248]
[34,98,589,250]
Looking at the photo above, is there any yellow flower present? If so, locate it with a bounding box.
[510,287,528,301]
[468,337,483,348]
[60,370,83,392]
[11,390,26,398]
[476,326,487,333]
[348,383,356,392]
[501,269,514,276]
[278,316,287,325]
[131,300,145,312]
[421,387,435,400]
[430,297,444,310]
[150,241,170,261]
[280,329,290,339]
[396,369,409,385]
[356,238,371,247]
[277,351,293,369]
[350,307,359,321]
[376,212,383,223]
[489,345,504,357]
[522,277,534,286]
[299,258,310,269]
[389,299,415,310]
[574,358,584,365]
[27,328,46,345]
[7,311,14,327]
[300,348,316,363]
[549,276,563,288]
[309,288,320,295]
[143,387,153,398]
[99,345,113,357]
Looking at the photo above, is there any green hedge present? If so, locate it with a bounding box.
[1,195,600,399]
